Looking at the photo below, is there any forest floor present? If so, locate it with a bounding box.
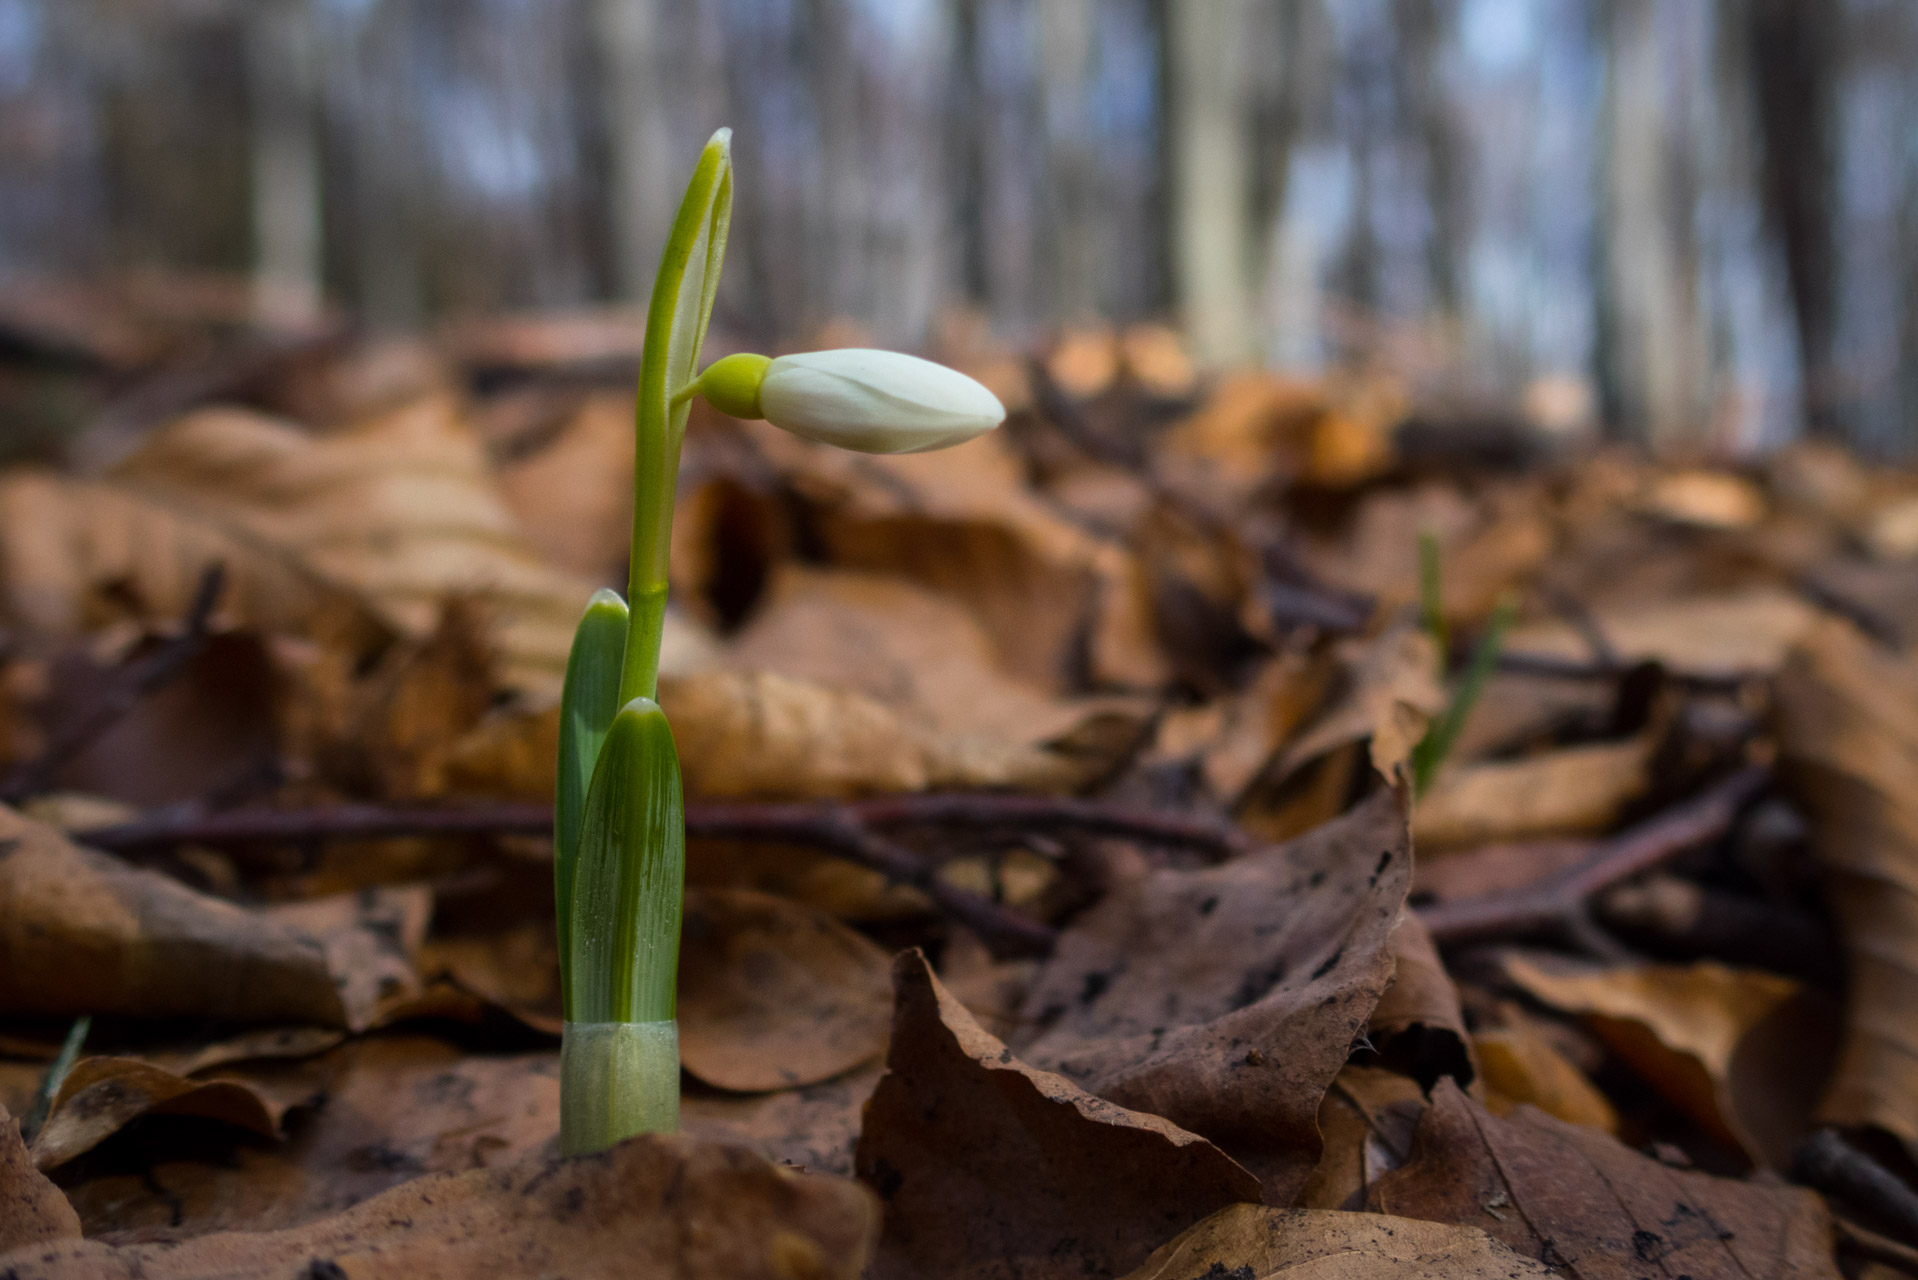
[2,281,1917,1278]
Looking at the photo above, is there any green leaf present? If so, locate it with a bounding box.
[555,587,629,1012]
[569,697,685,1024]
[622,127,734,706]
[1412,591,1517,795]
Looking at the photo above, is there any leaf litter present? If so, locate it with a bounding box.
[1,302,1916,1275]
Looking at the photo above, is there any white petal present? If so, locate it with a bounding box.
[758,349,1005,454]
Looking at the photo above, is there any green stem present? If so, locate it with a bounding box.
[558,1020,679,1156]
[620,130,733,707]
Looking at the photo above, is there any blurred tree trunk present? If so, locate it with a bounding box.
[1595,0,1708,443]
[247,0,324,321]
[1165,0,1255,365]
[1745,0,1839,435]
[1040,0,1099,322]
[593,0,677,303]
[1396,0,1461,318]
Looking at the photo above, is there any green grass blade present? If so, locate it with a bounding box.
[1412,591,1518,795]
[556,587,629,1017]
[569,697,685,1025]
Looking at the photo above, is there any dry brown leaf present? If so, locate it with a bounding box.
[55,1037,562,1239]
[755,424,1153,692]
[446,667,1111,801]
[263,884,433,1030]
[1,1104,80,1253]
[1474,1026,1619,1133]
[0,468,390,660]
[0,806,346,1025]
[1016,789,1411,1201]
[1642,469,1768,530]
[13,1132,876,1280]
[1503,953,1838,1167]
[1505,585,1820,680]
[723,564,1146,750]
[1774,618,1918,1158]
[682,1064,882,1177]
[1369,1079,1841,1279]
[1152,372,1328,511]
[1368,911,1477,1087]
[106,397,603,693]
[495,391,635,580]
[1295,1066,1427,1211]
[679,887,892,1092]
[855,950,1262,1280]
[1269,627,1444,789]
[32,1055,327,1170]
[1119,1203,1554,1280]
[1412,737,1653,850]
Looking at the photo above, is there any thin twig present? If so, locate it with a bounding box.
[1418,766,1769,947]
[74,792,1245,960]
[1796,1128,1918,1250]
[76,792,1243,858]
[1,564,226,803]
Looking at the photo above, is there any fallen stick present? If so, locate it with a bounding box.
[1418,766,1770,947]
[74,792,1244,959]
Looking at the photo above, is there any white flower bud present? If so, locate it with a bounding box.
[755,349,1005,454]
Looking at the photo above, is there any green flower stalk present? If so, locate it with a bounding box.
[555,127,1006,1155]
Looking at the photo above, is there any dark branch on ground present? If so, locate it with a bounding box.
[1417,765,1770,949]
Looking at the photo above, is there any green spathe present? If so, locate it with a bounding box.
[555,587,629,1016]
[569,696,685,1025]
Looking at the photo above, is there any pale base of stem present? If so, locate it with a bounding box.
[559,1020,680,1155]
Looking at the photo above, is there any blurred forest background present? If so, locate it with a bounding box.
[0,0,1913,454]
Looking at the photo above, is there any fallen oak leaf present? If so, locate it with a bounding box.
[855,949,1261,1280]
[1295,1065,1427,1211]
[678,887,892,1092]
[8,1131,877,1280]
[0,1103,80,1253]
[1016,787,1411,1202]
[1368,1079,1841,1279]
[1119,1203,1554,1280]
[1366,911,1477,1090]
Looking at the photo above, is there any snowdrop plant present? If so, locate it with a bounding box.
[555,128,1005,1155]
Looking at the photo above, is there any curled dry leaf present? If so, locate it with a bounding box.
[1502,952,1838,1168]
[56,1038,560,1239]
[32,1054,328,1170]
[1,1104,81,1254]
[1505,585,1820,680]
[1367,911,1477,1089]
[1267,626,1444,788]
[1119,1203,1553,1280]
[1412,736,1654,851]
[1369,1079,1841,1280]
[1016,788,1412,1201]
[678,887,892,1092]
[9,1133,876,1280]
[264,884,433,1031]
[105,397,605,694]
[0,806,345,1025]
[855,950,1262,1280]
[1774,618,1918,1158]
